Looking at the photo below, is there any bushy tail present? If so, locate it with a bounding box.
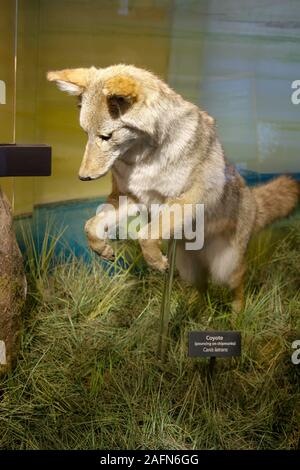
[252,176,299,232]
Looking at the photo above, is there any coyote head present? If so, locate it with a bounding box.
[47,65,164,180]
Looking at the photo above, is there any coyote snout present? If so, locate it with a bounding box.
[78,137,114,181]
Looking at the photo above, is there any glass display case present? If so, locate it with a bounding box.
[0,0,299,452]
[1,0,299,255]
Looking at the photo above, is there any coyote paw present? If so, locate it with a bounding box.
[99,244,115,261]
[89,239,115,261]
[148,254,169,273]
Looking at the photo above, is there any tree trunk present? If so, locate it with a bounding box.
[0,188,26,375]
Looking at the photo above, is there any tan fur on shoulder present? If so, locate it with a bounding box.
[199,110,215,126]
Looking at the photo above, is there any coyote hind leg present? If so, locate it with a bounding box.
[176,241,209,292]
[228,262,246,316]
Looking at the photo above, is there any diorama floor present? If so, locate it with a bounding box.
[0,214,300,450]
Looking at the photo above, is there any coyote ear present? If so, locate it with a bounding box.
[103,75,140,107]
[47,68,91,95]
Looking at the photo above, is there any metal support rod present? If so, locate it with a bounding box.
[158,239,177,361]
[208,356,216,382]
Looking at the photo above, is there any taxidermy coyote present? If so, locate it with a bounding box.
[47,65,299,314]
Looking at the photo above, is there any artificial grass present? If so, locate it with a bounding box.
[0,216,299,450]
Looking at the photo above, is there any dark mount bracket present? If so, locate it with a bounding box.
[0,144,52,177]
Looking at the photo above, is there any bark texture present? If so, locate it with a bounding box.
[0,188,26,375]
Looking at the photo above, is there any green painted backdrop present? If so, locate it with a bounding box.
[9,0,172,214]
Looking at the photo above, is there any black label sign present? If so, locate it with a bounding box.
[188,331,241,357]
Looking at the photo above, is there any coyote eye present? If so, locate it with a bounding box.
[99,133,112,141]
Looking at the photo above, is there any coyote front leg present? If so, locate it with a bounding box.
[138,192,200,272]
[85,176,120,260]
[85,212,116,260]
